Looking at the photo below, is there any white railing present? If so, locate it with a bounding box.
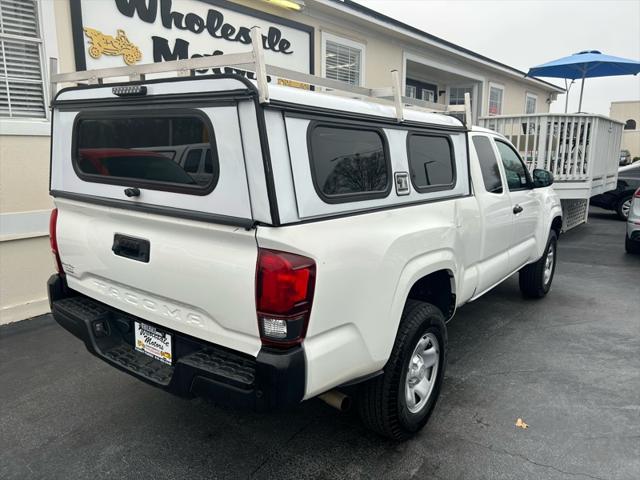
[478,114,623,190]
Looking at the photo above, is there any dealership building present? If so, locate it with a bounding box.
[610,100,640,159]
[0,0,563,323]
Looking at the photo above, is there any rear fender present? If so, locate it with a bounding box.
[536,191,563,258]
[383,250,457,360]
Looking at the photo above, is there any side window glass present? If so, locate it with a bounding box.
[495,141,531,191]
[183,149,202,173]
[472,136,503,194]
[407,134,455,192]
[309,125,390,202]
[204,149,214,174]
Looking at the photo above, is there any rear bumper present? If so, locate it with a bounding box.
[47,274,305,411]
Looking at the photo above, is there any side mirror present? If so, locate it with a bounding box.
[532,169,554,188]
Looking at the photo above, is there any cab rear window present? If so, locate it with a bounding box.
[73,112,219,194]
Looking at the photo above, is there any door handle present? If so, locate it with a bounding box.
[112,234,150,263]
[513,204,523,214]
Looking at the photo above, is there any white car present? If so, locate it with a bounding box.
[625,188,640,254]
[48,73,562,439]
[141,143,218,187]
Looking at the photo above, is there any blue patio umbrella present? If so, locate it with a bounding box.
[527,50,640,112]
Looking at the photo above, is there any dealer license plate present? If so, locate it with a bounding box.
[134,322,173,365]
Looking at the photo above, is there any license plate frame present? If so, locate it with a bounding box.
[134,321,173,365]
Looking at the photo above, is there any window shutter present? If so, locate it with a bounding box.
[325,40,361,86]
[0,0,47,119]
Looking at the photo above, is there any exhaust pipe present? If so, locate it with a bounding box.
[318,390,352,412]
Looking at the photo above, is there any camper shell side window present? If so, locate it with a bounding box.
[307,122,392,204]
[406,132,457,193]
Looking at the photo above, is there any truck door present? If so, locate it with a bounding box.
[493,139,542,271]
[469,135,513,294]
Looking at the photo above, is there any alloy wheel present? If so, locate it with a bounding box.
[405,333,440,414]
[621,199,631,219]
[543,242,555,286]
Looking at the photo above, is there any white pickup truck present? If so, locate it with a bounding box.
[48,70,562,439]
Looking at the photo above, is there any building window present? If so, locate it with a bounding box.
[525,93,537,114]
[449,86,473,106]
[406,78,437,103]
[421,89,434,102]
[488,84,504,116]
[0,0,47,119]
[625,119,637,130]
[406,85,417,98]
[323,33,364,86]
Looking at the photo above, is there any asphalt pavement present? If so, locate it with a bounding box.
[1,207,639,480]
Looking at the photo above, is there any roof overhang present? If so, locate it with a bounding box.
[311,0,565,93]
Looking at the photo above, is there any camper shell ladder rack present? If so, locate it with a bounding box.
[49,26,472,128]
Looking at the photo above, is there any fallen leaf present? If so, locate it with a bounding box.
[515,418,529,429]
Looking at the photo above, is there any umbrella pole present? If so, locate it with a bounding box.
[564,79,569,113]
[578,73,586,113]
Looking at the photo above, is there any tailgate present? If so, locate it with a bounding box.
[56,199,260,355]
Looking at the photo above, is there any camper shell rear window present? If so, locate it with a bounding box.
[72,110,219,195]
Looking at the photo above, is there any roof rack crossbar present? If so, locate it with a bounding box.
[265,64,374,97]
[49,52,255,87]
[49,26,473,128]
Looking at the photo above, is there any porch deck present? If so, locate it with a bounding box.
[478,113,624,229]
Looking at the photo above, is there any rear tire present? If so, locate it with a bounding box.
[519,230,558,298]
[626,235,640,254]
[357,300,447,440]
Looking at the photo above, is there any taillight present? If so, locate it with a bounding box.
[49,208,64,274]
[634,188,640,198]
[256,248,316,348]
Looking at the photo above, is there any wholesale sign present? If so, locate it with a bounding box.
[70,0,314,76]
